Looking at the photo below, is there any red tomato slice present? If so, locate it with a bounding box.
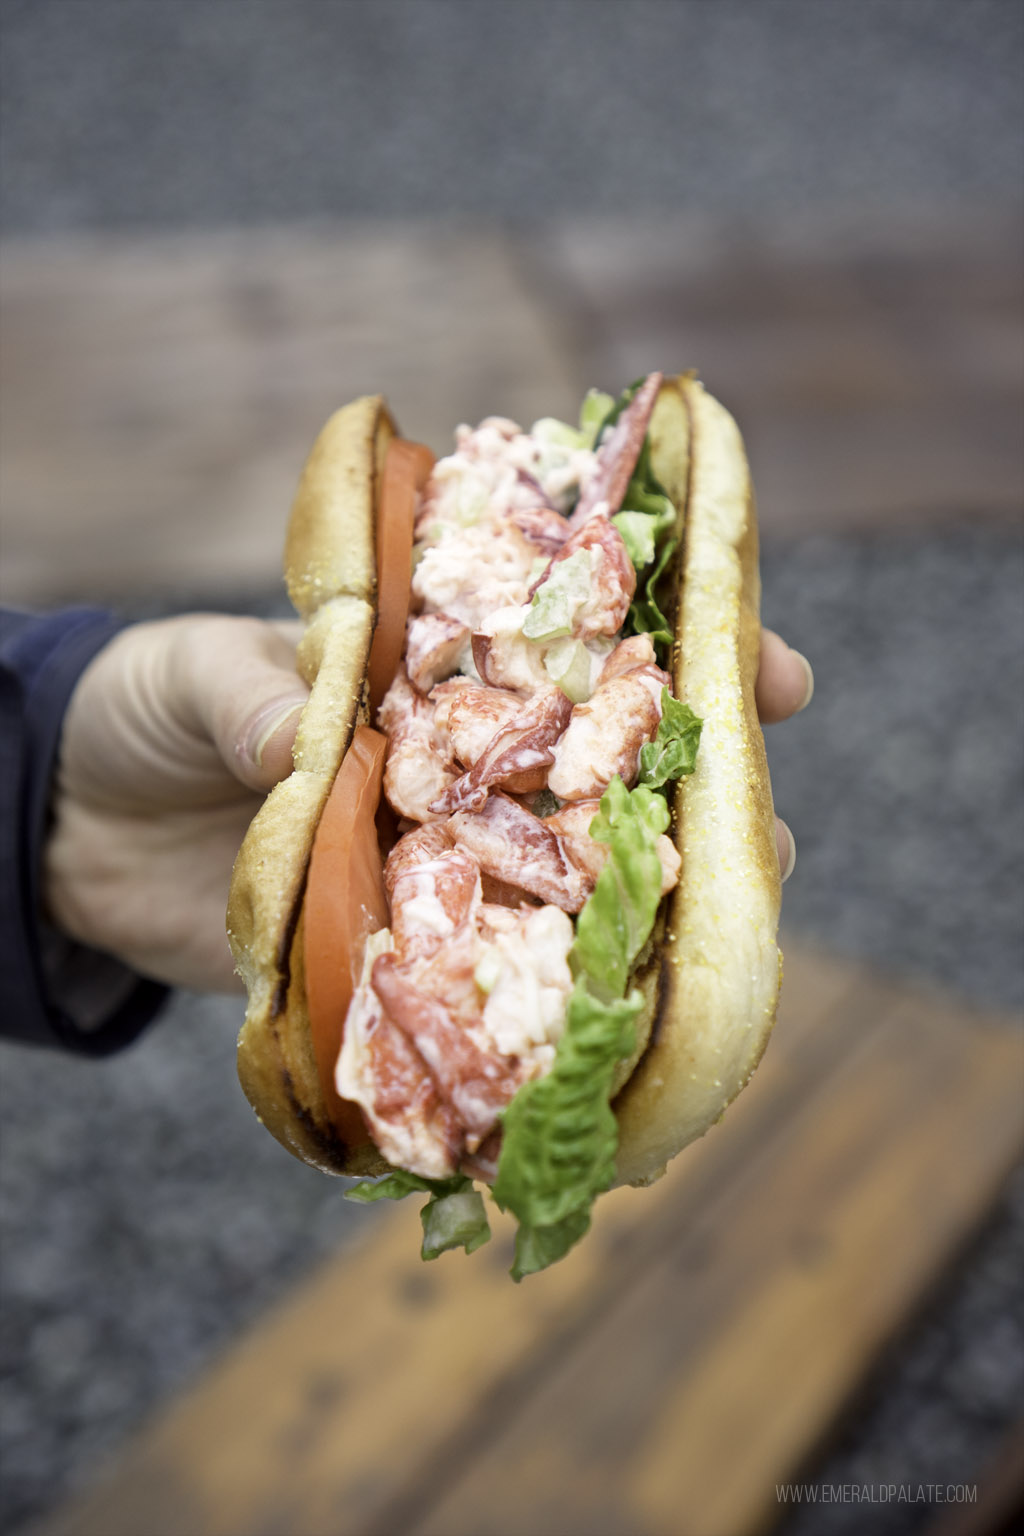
[304,725,389,1142]
[367,437,435,712]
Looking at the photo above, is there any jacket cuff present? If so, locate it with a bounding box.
[0,607,169,1055]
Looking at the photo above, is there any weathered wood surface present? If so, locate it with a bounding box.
[2,216,1020,606]
[0,226,581,605]
[34,943,1024,1536]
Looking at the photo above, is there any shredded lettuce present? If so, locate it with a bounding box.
[542,636,593,703]
[523,548,594,640]
[638,688,703,790]
[346,1170,491,1260]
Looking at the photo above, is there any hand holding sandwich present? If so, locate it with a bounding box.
[41,612,806,997]
[223,374,811,1275]
[43,614,311,995]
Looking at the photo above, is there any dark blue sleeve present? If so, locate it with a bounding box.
[0,607,169,1054]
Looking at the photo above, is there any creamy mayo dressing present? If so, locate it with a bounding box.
[413,524,536,632]
[401,882,455,939]
[341,405,676,1179]
[479,907,575,1063]
[413,419,600,636]
[336,930,463,1178]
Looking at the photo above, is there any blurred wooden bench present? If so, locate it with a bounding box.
[36,942,1023,1536]
[2,216,1020,609]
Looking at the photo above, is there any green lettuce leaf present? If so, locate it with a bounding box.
[523,548,594,640]
[578,389,616,446]
[612,510,659,570]
[526,386,619,460]
[510,1206,594,1284]
[530,416,587,451]
[420,1186,492,1259]
[571,776,670,1002]
[542,637,593,703]
[590,378,645,447]
[493,775,673,1278]
[621,479,675,521]
[612,422,680,652]
[612,489,676,568]
[345,1169,457,1203]
[627,535,677,653]
[638,688,704,789]
[493,979,642,1277]
[346,1170,492,1260]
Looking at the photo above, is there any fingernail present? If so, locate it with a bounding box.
[791,650,815,712]
[245,697,307,770]
[780,822,797,883]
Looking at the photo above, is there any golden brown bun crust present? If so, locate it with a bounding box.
[284,397,395,617]
[612,376,782,1185]
[228,397,394,1175]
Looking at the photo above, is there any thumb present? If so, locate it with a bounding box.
[236,691,309,791]
[179,617,310,793]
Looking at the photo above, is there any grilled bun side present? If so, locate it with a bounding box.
[613,376,782,1186]
[607,378,692,1099]
[285,396,394,618]
[229,396,395,1175]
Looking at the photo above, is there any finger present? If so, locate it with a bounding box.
[776,817,797,883]
[270,618,304,647]
[239,695,307,791]
[757,629,814,724]
[176,617,310,793]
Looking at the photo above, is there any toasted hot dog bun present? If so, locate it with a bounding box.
[611,377,781,1185]
[227,377,781,1185]
[228,395,394,1176]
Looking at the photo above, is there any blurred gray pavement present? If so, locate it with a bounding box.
[2,0,1021,229]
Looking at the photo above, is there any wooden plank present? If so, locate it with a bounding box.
[0,227,584,606]
[31,943,861,1536]
[34,949,1023,1536]
[4,215,1021,610]
[533,215,1024,535]
[413,991,1024,1536]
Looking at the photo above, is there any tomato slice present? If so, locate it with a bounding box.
[304,725,389,1142]
[367,437,435,712]
[303,438,433,1138]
